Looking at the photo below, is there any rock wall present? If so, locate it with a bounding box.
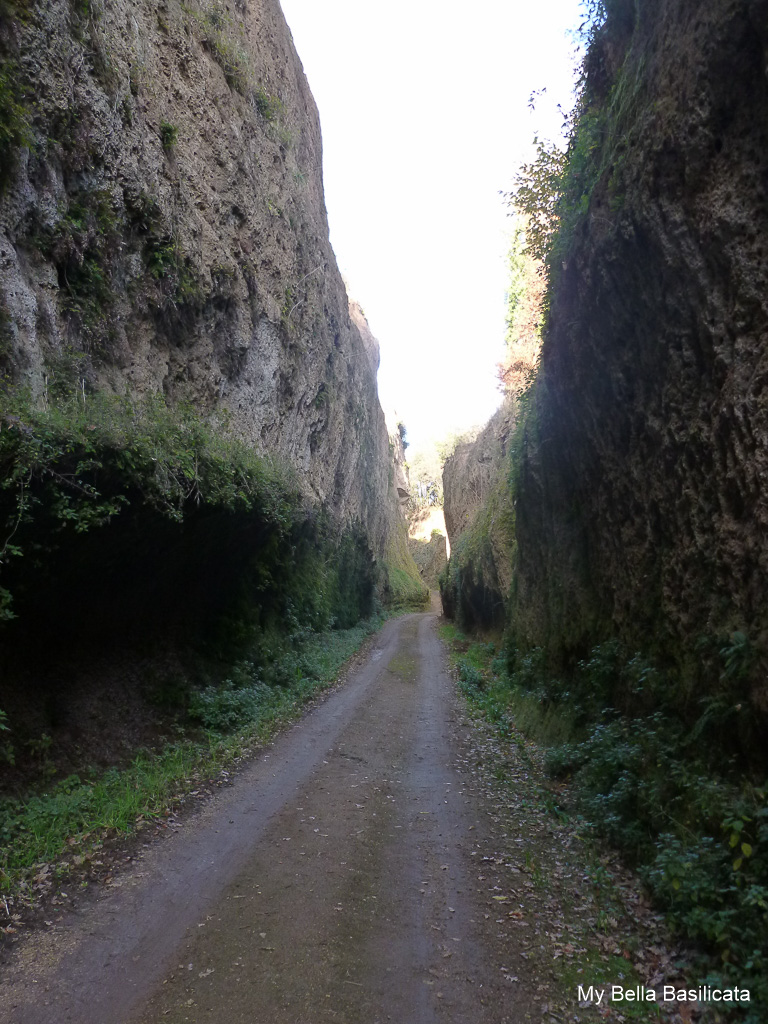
[440,399,515,629]
[407,508,448,590]
[442,399,514,546]
[386,415,411,510]
[0,0,396,554]
[510,0,768,711]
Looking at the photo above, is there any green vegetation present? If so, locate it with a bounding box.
[0,383,398,881]
[497,222,543,395]
[143,231,202,308]
[32,187,123,346]
[0,61,31,193]
[442,624,671,1022]
[0,386,379,642]
[503,1,645,285]
[253,85,284,124]
[439,404,521,631]
[406,528,446,590]
[385,563,428,610]
[404,438,448,510]
[159,120,179,150]
[439,466,513,631]
[503,135,567,271]
[69,0,100,21]
[187,1,284,126]
[0,294,13,371]
[122,188,203,311]
[209,31,250,93]
[384,521,428,611]
[442,624,767,1022]
[406,428,483,515]
[0,615,383,891]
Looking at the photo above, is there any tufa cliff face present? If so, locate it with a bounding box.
[386,416,411,510]
[511,0,768,710]
[442,400,514,547]
[0,0,394,551]
[407,508,448,591]
[440,399,515,630]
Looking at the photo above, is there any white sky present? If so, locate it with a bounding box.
[278,0,583,447]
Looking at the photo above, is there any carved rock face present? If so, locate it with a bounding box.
[0,0,399,551]
[512,0,768,705]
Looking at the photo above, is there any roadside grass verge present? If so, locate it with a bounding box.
[439,623,682,1022]
[440,621,573,750]
[440,624,767,1023]
[0,616,384,902]
[440,623,673,1022]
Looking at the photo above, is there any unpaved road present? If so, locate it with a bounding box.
[3,613,537,1023]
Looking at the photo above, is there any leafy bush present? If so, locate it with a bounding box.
[457,658,485,692]
[0,388,383,654]
[544,689,767,1014]
[159,120,178,149]
[189,680,268,731]
[502,1,646,285]
[643,796,768,1017]
[486,630,768,1014]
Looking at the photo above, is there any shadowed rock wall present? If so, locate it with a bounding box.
[511,0,768,713]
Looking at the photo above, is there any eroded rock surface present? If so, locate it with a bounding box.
[0,0,396,550]
[440,399,515,629]
[512,0,768,709]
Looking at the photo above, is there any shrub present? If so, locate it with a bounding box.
[643,797,768,1015]
[159,120,178,149]
[188,680,268,731]
[0,388,380,652]
[546,702,768,1012]
[457,658,485,692]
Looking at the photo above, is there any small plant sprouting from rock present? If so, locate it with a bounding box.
[189,4,251,94]
[186,2,286,130]
[32,188,123,348]
[253,86,282,123]
[159,120,178,150]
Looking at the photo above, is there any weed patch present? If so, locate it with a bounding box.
[441,623,684,1023]
[468,630,768,1021]
[31,187,124,347]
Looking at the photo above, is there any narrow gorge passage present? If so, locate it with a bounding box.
[3,613,535,1024]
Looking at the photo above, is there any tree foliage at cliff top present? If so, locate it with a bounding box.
[503,0,632,279]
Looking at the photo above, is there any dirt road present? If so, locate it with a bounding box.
[3,612,537,1023]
